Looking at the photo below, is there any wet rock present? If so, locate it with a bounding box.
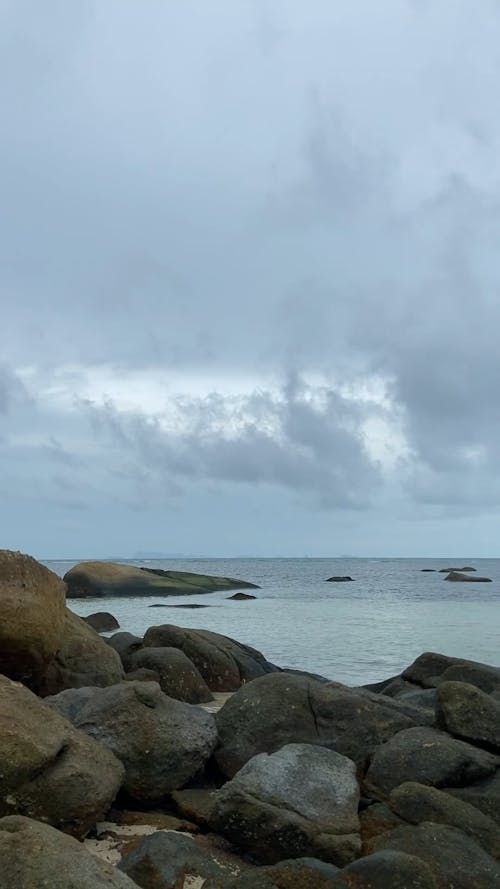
[143,624,278,691]
[0,816,138,889]
[365,726,499,798]
[209,743,361,866]
[389,781,500,858]
[402,652,500,694]
[439,566,476,572]
[46,681,217,800]
[83,611,120,632]
[0,675,124,837]
[127,646,213,703]
[119,830,233,889]
[215,672,432,778]
[149,603,211,608]
[38,609,124,695]
[436,681,500,750]
[0,549,66,688]
[421,569,437,572]
[326,576,354,582]
[366,822,500,889]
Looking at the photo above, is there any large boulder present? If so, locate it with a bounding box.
[389,782,500,858]
[215,672,432,778]
[0,816,138,889]
[0,550,66,688]
[209,743,361,866]
[64,561,259,598]
[143,624,279,691]
[402,651,500,694]
[38,609,124,695]
[0,675,124,837]
[46,681,217,800]
[119,831,234,888]
[366,822,500,888]
[127,646,213,703]
[436,681,500,749]
[365,726,499,798]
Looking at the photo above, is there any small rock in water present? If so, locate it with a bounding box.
[84,611,120,632]
[227,592,257,600]
[445,571,492,582]
[148,603,210,608]
[326,576,354,582]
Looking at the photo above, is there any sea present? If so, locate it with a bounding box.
[43,558,500,687]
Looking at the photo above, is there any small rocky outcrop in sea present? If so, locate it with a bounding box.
[64,560,260,598]
[326,575,354,582]
[444,570,492,582]
[227,591,257,600]
[439,566,477,572]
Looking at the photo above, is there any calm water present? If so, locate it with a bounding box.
[44,558,500,686]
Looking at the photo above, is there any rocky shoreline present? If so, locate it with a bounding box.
[1,549,500,887]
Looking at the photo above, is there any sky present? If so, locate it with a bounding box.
[2,0,500,559]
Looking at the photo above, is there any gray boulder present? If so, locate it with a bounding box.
[365,726,499,798]
[215,672,432,778]
[143,624,278,691]
[106,632,144,670]
[0,816,138,889]
[209,743,361,866]
[46,680,217,800]
[0,675,124,837]
[402,652,500,694]
[389,781,500,858]
[436,681,500,750]
[367,822,500,888]
[127,646,212,703]
[332,850,438,889]
[119,831,233,888]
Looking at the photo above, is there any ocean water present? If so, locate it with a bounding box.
[44,558,500,686]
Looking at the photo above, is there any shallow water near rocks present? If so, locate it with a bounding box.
[44,557,500,686]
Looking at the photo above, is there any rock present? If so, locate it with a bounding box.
[421,569,437,572]
[389,781,500,858]
[64,561,259,598]
[37,609,124,695]
[124,667,160,682]
[366,822,500,888]
[171,788,217,827]
[0,675,124,837]
[234,858,341,889]
[402,651,500,694]
[436,681,500,749]
[210,743,361,866]
[119,830,233,889]
[106,632,144,670]
[439,566,476,572]
[0,549,66,688]
[331,850,438,889]
[83,611,120,632]
[227,592,257,600]
[326,576,354,582]
[0,816,138,889]
[359,802,405,846]
[382,678,437,710]
[149,603,211,608]
[127,646,213,704]
[448,771,500,826]
[365,726,499,798]
[112,808,198,833]
[46,681,217,800]
[444,570,492,582]
[143,624,279,691]
[215,672,432,778]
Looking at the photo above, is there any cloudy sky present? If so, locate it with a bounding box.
[2,0,500,559]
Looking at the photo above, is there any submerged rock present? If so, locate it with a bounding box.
[227,592,257,600]
[326,576,354,582]
[439,566,476,572]
[64,560,259,598]
[209,743,361,866]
